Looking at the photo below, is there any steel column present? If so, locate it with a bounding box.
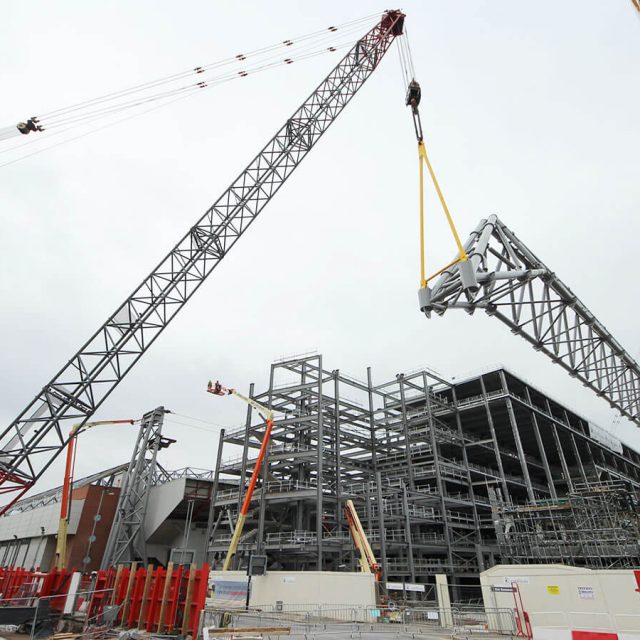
[524,388,557,499]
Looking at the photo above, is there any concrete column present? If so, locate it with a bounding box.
[435,574,453,628]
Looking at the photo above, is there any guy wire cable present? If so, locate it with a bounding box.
[0,32,359,167]
[1,13,379,142]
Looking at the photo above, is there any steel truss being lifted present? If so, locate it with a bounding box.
[0,11,405,512]
[419,215,640,425]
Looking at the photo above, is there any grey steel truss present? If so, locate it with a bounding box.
[101,406,171,568]
[419,214,640,425]
[0,10,405,512]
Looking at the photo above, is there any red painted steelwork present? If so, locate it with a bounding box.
[0,566,72,606]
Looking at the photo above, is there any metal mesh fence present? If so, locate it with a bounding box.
[200,604,516,637]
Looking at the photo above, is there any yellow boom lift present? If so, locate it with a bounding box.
[344,499,382,582]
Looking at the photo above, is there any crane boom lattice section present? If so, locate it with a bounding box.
[101,407,168,568]
[421,215,640,425]
[0,11,405,511]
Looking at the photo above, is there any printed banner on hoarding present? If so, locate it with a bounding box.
[210,579,249,608]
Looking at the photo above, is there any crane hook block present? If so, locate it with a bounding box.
[406,80,421,109]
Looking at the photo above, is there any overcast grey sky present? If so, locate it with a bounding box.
[1,1,639,494]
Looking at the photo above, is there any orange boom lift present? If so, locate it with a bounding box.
[54,418,135,570]
[207,381,274,571]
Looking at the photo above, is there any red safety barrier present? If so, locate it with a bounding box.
[571,633,618,640]
[0,563,209,636]
[87,563,209,637]
[0,566,72,606]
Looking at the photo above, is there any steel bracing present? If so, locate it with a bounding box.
[0,11,405,512]
[420,215,640,425]
[494,481,640,569]
[206,354,640,601]
[101,406,170,568]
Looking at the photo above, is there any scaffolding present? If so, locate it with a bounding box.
[495,481,640,569]
[207,354,640,601]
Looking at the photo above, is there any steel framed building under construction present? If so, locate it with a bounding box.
[207,353,640,600]
[494,480,640,569]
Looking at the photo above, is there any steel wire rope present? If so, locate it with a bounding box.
[0,92,205,168]
[40,29,364,130]
[396,41,410,96]
[163,418,224,434]
[0,39,354,168]
[41,38,360,129]
[402,26,417,81]
[0,30,360,151]
[39,13,378,119]
[0,13,376,142]
[396,32,412,90]
[168,411,227,427]
[29,14,378,126]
